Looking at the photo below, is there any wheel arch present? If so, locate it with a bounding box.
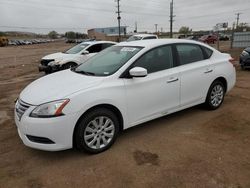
[72,103,124,147]
[213,76,228,92]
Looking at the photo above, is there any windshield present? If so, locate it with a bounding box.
[64,43,89,54]
[127,36,142,42]
[73,46,142,76]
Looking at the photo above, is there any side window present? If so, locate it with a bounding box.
[133,45,173,74]
[176,44,204,65]
[143,36,157,40]
[102,43,115,50]
[87,44,102,53]
[202,46,213,58]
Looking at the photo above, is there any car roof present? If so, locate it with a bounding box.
[80,41,117,45]
[117,39,210,49]
[132,34,157,37]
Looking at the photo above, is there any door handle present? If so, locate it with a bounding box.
[167,77,179,83]
[204,69,213,74]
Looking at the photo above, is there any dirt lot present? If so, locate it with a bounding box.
[0,41,250,188]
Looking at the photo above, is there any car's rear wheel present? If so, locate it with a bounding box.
[75,108,119,154]
[205,80,225,110]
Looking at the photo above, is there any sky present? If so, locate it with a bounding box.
[0,0,250,34]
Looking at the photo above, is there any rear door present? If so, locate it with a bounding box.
[175,43,213,107]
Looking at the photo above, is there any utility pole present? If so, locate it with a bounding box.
[134,21,137,33]
[170,0,174,38]
[235,13,242,29]
[116,0,121,42]
[155,24,158,34]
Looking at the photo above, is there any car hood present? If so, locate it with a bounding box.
[20,70,104,105]
[42,52,80,60]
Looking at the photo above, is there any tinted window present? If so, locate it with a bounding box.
[202,46,213,58]
[87,44,103,53]
[176,44,204,65]
[143,36,157,40]
[133,45,173,74]
[102,43,115,50]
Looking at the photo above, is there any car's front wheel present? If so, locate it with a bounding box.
[75,108,119,154]
[205,80,225,110]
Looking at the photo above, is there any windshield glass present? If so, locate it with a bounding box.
[64,43,89,54]
[127,36,142,42]
[73,46,142,76]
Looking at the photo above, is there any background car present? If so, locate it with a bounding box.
[127,34,158,42]
[39,41,117,74]
[240,47,250,69]
[199,35,218,44]
[15,39,236,154]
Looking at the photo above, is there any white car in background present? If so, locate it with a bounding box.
[127,34,158,41]
[15,39,235,153]
[39,41,116,74]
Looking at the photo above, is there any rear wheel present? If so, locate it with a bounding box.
[205,80,225,110]
[75,108,119,154]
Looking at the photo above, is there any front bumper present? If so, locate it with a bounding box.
[38,64,61,73]
[14,104,78,151]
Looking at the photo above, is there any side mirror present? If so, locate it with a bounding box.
[82,50,89,55]
[129,67,147,78]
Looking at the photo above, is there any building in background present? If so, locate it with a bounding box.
[88,26,127,42]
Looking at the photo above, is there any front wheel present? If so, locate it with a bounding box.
[205,80,225,110]
[75,108,119,154]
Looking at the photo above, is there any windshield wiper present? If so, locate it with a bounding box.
[73,69,96,76]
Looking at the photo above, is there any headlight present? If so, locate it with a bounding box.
[242,50,249,56]
[30,99,70,118]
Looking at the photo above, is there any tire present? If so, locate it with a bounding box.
[205,80,225,110]
[75,108,119,154]
[241,65,245,70]
[62,62,77,70]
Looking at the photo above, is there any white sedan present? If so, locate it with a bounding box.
[15,39,236,153]
[39,41,116,74]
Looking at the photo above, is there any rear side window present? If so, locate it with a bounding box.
[87,44,102,53]
[102,43,115,50]
[176,44,204,65]
[202,46,213,58]
[143,36,157,40]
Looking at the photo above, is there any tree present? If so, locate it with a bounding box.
[48,31,58,39]
[65,31,76,39]
[179,26,192,34]
[0,32,6,36]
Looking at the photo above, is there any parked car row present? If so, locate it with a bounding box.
[65,38,95,43]
[8,39,54,46]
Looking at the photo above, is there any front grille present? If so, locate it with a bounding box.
[15,100,30,120]
[41,59,54,66]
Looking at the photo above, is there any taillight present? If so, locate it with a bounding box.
[229,58,235,67]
